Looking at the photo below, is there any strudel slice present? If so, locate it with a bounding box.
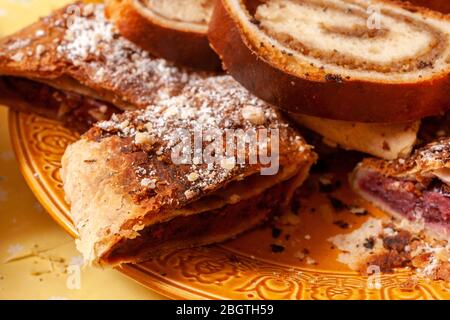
[61,76,316,266]
[0,3,202,131]
[352,138,450,242]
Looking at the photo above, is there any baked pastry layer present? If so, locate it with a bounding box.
[352,138,450,242]
[0,76,119,132]
[208,0,450,122]
[62,75,316,266]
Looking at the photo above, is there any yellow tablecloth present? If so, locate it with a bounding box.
[0,0,164,300]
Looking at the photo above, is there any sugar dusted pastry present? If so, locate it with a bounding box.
[61,76,316,266]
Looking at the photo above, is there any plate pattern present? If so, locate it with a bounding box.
[9,111,450,300]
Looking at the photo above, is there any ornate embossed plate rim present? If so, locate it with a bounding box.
[8,111,449,300]
[8,111,204,300]
[8,111,78,237]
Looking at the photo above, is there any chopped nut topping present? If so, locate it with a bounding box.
[11,52,24,62]
[220,157,236,171]
[134,132,156,146]
[141,178,157,189]
[184,190,196,199]
[187,172,199,182]
[242,106,266,125]
[35,44,46,57]
[228,194,241,204]
[35,29,45,37]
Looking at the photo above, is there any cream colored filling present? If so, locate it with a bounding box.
[146,0,215,24]
[291,113,419,160]
[163,163,300,218]
[256,0,431,65]
[228,0,450,82]
[433,168,450,185]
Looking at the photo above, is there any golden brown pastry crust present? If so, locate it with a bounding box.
[62,75,316,266]
[291,113,420,160]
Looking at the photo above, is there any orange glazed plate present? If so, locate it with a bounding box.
[8,111,450,300]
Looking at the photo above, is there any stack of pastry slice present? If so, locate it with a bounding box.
[352,138,449,242]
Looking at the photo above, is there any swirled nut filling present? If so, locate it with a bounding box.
[252,0,450,80]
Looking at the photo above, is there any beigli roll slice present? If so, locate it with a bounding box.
[62,75,316,266]
[106,0,222,71]
[352,138,450,242]
[208,0,450,123]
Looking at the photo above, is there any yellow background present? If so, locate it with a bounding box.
[0,0,164,300]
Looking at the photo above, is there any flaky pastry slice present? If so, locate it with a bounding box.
[61,76,316,266]
[0,2,202,131]
[352,138,450,242]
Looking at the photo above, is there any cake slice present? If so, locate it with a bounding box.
[208,0,450,122]
[61,76,316,266]
[106,0,221,71]
[352,138,450,242]
[0,3,203,131]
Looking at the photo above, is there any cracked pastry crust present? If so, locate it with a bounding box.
[0,2,204,131]
[352,138,450,242]
[61,76,317,266]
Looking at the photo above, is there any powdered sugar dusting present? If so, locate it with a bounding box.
[54,3,202,106]
[95,75,308,198]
